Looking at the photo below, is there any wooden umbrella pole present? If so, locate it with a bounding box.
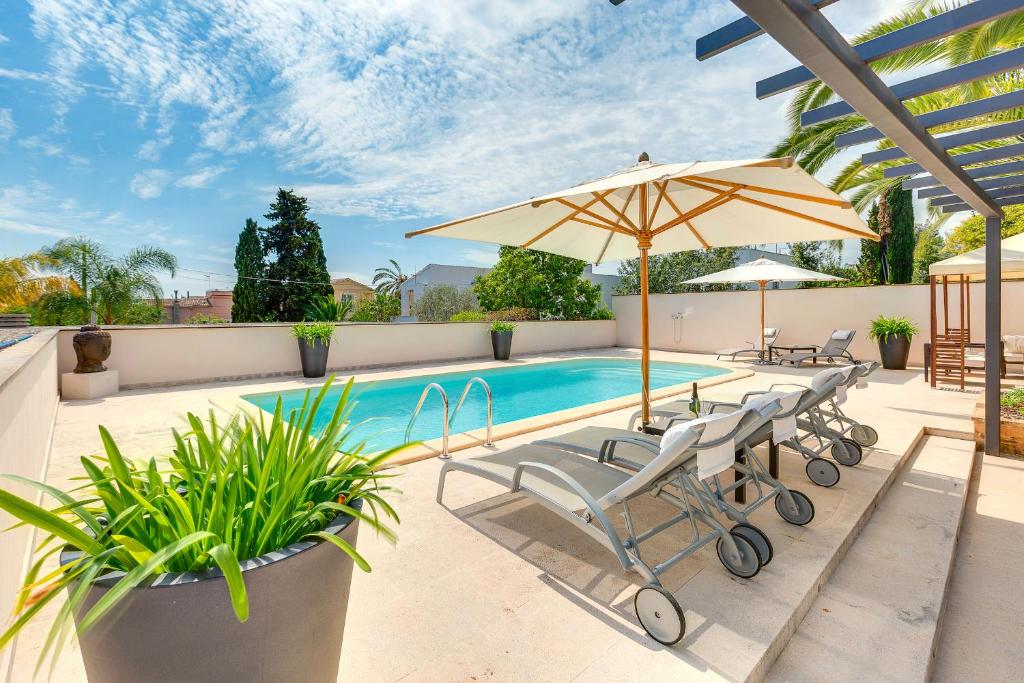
[758,280,767,360]
[638,180,652,427]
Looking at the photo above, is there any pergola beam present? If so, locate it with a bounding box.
[757,0,1022,99]
[835,89,1024,149]
[731,0,1002,216]
[695,0,840,61]
[940,193,1024,213]
[928,184,1024,206]
[916,172,1024,198]
[863,119,1024,166]
[801,46,1024,126]
[903,159,1024,190]
[884,141,1024,177]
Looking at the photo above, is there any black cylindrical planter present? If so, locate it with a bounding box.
[491,331,513,360]
[61,503,361,683]
[878,334,911,370]
[297,338,330,377]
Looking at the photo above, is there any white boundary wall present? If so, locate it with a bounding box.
[612,281,1024,366]
[0,331,59,681]
[55,320,617,389]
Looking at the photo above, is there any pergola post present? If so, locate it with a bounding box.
[985,214,1002,455]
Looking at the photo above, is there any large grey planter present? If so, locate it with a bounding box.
[878,334,912,370]
[490,330,513,360]
[298,337,330,377]
[61,502,361,683]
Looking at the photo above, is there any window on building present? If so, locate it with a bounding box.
[340,293,353,304]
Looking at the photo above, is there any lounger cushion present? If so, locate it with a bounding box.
[541,426,661,467]
[462,444,631,511]
[832,329,854,340]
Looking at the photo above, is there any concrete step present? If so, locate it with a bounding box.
[765,435,976,683]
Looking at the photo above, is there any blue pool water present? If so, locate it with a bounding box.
[242,358,729,453]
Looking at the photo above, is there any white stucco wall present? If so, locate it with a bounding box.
[0,331,59,681]
[612,281,1024,366]
[55,320,617,388]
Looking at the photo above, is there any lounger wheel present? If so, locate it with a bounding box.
[634,585,685,646]
[716,531,763,579]
[775,489,815,526]
[731,523,773,567]
[850,424,878,447]
[831,438,863,466]
[805,459,840,487]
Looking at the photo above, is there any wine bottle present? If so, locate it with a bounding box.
[688,381,701,417]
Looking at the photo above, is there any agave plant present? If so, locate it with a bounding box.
[305,295,353,322]
[0,377,403,672]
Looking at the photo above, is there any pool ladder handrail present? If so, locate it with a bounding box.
[405,383,449,458]
[449,377,493,448]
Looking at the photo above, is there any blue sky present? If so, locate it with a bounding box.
[0,0,896,295]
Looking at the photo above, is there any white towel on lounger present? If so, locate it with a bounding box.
[686,411,744,480]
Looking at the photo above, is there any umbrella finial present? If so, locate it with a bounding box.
[637,152,650,163]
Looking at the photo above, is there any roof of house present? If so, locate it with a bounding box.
[331,277,373,289]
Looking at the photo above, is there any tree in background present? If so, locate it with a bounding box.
[350,293,401,322]
[913,223,946,284]
[615,248,738,294]
[884,187,915,284]
[945,205,1024,254]
[305,295,352,322]
[88,246,178,324]
[474,246,602,319]
[43,236,108,322]
[0,252,75,311]
[232,218,266,322]
[857,203,882,285]
[260,189,332,322]
[372,259,408,297]
[413,284,479,322]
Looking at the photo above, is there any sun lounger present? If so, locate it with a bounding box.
[716,327,780,362]
[539,396,816,567]
[777,329,857,366]
[437,410,781,646]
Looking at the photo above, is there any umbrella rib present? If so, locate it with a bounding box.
[648,182,668,228]
[521,192,613,248]
[591,192,639,232]
[682,175,852,208]
[651,187,741,237]
[729,194,880,240]
[594,185,638,264]
[683,220,711,250]
[554,197,634,233]
[569,216,636,235]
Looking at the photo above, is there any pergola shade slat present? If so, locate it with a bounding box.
[884,141,1024,177]
[941,194,1024,213]
[903,159,1024,190]
[695,0,840,61]
[862,119,1024,166]
[756,0,1022,99]
[917,172,1024,199]
[929,184,1024,206]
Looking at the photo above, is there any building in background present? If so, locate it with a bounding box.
[399,264,492,317]
[733,248,798,290]
[149,290,234,323]
[331,278,374,306]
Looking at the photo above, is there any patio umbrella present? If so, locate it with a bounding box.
[406,154,875,425]
[683,257,843,363]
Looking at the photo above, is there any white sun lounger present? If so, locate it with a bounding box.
[716,327,780,362]
[437,410,777,646]
[777,329,857,366]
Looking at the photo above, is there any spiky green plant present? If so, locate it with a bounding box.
[305,295,353,322]
[0,378,403,673]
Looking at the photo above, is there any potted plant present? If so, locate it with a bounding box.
[0,378,404,683]
[868,315,920,370]
[292,321,334,377]
[490,321,516,360]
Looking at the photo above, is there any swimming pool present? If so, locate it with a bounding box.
[242,358,730,453]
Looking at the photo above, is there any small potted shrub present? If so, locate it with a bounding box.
[490,321,516,360]
[292,321,334,377]
[0,378,404,682]
[868,315,920,370]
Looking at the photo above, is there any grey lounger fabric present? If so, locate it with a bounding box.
[777,329,856,366]
[716,327,780,361]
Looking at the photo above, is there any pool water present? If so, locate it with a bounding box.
[242,358,730,453]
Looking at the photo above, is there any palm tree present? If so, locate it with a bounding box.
[305,295,353,322]
[43,237,109,322]
[771,2,1024,209]
[0,252,77,311]
[372,259,407,297]
[88,246,178,324]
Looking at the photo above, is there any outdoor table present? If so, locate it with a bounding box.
[769,343,819,364]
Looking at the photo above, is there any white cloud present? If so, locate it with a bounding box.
[175,165,229,189]
[459,247,498,267]
[0,31,9,43]
[137,138,170,162]
[129,169,172,199]
[0,109,13,143]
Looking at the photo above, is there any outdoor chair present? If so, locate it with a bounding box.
[776,329,857,366]
[1004,335,1024,375]
[716,328,780,362]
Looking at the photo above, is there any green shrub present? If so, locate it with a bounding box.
[868,315,920,343]
[291,321,335,344]
[350,294,400,322]
[1000,387,1024,410]
[186,313,229,325]
[450,311,487,322]
[305,295,352,322]
[0,378,404,670]
[485,307,537,322]
[591,307,615,320]
[490,321,517,334]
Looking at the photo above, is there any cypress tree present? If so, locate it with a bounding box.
[260,189,332,321]
[858,202,882,285]
[231,218,266,322]
[885,186,915,284]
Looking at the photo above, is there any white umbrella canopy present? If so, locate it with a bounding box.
[928,231,1024,281]
[684,257,844,361]
[407,154,874,425]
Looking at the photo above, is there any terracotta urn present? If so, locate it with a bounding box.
[72,325,112,374]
